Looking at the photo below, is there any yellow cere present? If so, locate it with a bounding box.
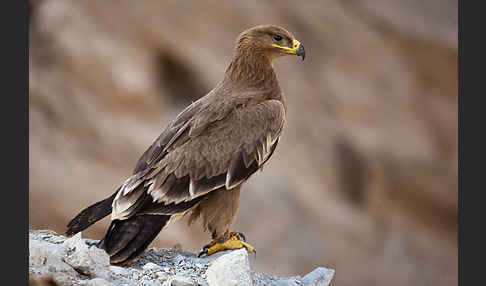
[272,39,301,54]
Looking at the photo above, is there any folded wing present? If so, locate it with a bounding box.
[111,99,285,220]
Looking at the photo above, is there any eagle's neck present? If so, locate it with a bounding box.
[224,49,282,101]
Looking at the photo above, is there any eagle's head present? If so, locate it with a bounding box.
[235,25,306,61]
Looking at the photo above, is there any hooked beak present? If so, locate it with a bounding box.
[272,39,306,61]
[295,41,306,61]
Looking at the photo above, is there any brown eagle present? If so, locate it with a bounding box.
[66,25,305,266]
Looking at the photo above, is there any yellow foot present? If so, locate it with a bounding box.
[198,232,256,257]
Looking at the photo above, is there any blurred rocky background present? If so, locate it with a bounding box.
[29,1,457,286]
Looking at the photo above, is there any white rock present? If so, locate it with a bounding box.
[84,278,111,286]
[171,275,196,286]
[141,281,163,286]
[29,239,77,276]
[273,278,301,286]
[174,254,185,265]
[155,271,169,281]
[110,265,130,277]
[143,262,163,272]
[132,270,141,280]
[29,238,66,263]
[194,277,209,286]
[63,233,111,280]
[301,267,335,286]
[206,249,253,286]
[62,232,84,249]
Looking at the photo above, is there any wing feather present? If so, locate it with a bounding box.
[111,98,285,220]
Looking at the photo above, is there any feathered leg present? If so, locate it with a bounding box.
[189,185,256,257]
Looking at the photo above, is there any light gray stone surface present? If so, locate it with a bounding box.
[301,267,335,286]
[84,278,111,286]
[63,233,111,280]
[29,230,335,286]
[206,249,252,286]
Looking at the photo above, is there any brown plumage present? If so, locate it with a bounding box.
[66,25,305,266]
[29,275,61,286]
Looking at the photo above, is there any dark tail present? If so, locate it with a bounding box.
[98,214,171,266]
[66,190,119,237]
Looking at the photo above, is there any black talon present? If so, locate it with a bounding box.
[238,232,246,242]
[198,249,207,258]
[198,246,209,258]
[231,232,246,242]
[241,244,256,256]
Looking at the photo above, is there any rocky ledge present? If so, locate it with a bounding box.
[29,230,335,286]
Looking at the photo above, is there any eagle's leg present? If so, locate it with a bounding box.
[191,185,256,257]
[198,231,255,257]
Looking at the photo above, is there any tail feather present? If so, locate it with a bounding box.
[99,214,171,266]
[66,190,119,237]
[102,217,143,256]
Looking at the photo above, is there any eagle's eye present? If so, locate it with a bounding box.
[273,34,283,42]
